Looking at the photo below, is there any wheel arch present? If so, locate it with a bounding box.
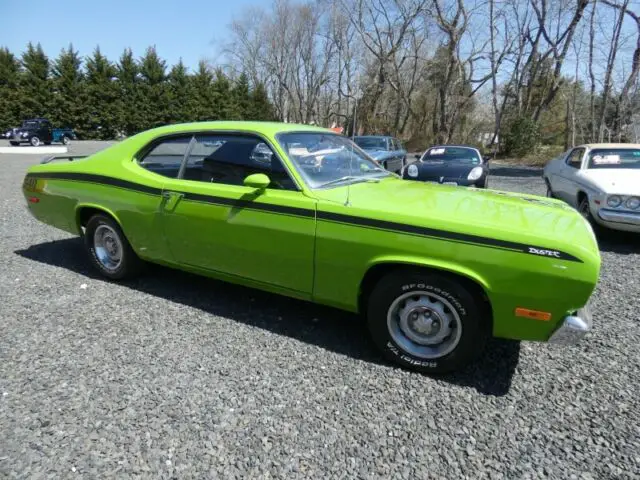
[75,204,124,234]
[357,257,493,323]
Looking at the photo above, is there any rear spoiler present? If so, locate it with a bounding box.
[41,154,88,164]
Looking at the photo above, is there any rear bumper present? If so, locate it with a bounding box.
[547,304,592,345]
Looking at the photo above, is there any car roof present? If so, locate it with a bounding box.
[427,144,479,150]
[138,121,332,138]
[578,143,640,149]
[354,135,392,139]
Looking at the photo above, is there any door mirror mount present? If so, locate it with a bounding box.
[243,173,271,190]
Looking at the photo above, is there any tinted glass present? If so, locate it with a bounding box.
[278,132,391,188]
[354,137,387,150]
[421,147,481,164]
[183,134,296,190]
[23,121,38,128]
[587,148,640,169]
[139,136,191,178]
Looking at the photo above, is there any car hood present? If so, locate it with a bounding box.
[582,168,640,194]
[362,149,392,160]
[315,177,599,263]
[416,160,477,178]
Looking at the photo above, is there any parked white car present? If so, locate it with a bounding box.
[543,143,640,233]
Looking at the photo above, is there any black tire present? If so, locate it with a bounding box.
[44,141,51,145]
[366,269,490,374]
[544,178,554,198]
[578,195,602,235]
[62,136,71,145]
[9,141,19,146]
[30,136,40,147]
[84,214,143,280]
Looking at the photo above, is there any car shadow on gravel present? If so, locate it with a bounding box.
[489,166,543,178]
[15,238,521,396]
[597,231,640,254]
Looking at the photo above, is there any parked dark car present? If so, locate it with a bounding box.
[353,135,407,173]
[402,145,490,188]
[6,118,77,146]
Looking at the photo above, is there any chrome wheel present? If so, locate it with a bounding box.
[387,291,462,359]
[62,136,70,145]
[93,224,123,271]
[30,136,40,147]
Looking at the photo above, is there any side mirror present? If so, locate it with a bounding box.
[483,156,491,163]
[414,154,421,160]
[243,173,270,190]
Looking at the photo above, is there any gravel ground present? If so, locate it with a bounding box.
[1,141,639,479]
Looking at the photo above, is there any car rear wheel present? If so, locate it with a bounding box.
[366,269,490,374]
[30,136,40,147]
[62,136,71,145]
[84,214,143,280]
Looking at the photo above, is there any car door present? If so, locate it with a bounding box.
[40,120,53,143]
[159,132,317,295]
[554,147,584,203]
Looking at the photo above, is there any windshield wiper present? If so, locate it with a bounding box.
[317,175,381,188]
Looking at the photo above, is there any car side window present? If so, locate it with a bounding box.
[138,136,192,178]
[182,134,297,191]
[566,148,584,169]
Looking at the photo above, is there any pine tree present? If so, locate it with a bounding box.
[50,44,86,132]
[85,47,119,139]
[168,59,194,123]
[0,47,21,131]
[116,48,141,136]
[212,68,233,120]
[19,42,51,120]
[250,82,275,121]
[138,46,169,130]
[232,72,251,120]
[191,61,217,121]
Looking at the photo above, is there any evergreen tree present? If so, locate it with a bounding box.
[0,47,21,130]
[168,59,194,123]
[19,42,51,120]
[50,44,86,131]
[138,46,169,130]
[212,68,233,120]
[232,72,251,120]
[249,82,275,121]
[191,61,217,121]
[116,48,141,136]
[85,47,119,139]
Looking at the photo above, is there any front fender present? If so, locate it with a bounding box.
[364,254,492,293]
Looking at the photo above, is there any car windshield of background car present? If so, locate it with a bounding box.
[587,149,640,169]
[354,137,387,150]
[421,147,481,164]
[278,132,391,188]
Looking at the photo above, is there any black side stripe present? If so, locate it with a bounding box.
[26,172,582,262]
[27,172,162,195]
[318,211,582,262]
[183,192,315,218]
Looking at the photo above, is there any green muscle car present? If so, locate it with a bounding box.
[22,122,601,373]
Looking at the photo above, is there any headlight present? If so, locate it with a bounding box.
[607,195,622,208]
[407,164,418,178]
[467,166,483,181]
[22,132,28,137]
[625,196,640,210]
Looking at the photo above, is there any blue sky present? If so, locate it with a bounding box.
[1,0,264,71]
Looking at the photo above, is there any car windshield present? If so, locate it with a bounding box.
[22,121,38,128]
[354,137,387,150]
[277,132,391,188]
[587,148,640,169]
[421,147,481,164]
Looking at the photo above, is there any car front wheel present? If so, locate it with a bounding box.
[84,214,143,280]
[367,269,490,374]
[62,136,71,145]
[30,136,40,147]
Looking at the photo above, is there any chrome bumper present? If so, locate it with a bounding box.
[547,305,592,345]
[598,208,640,227]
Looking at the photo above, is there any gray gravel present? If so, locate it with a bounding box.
[1,141,639,479]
